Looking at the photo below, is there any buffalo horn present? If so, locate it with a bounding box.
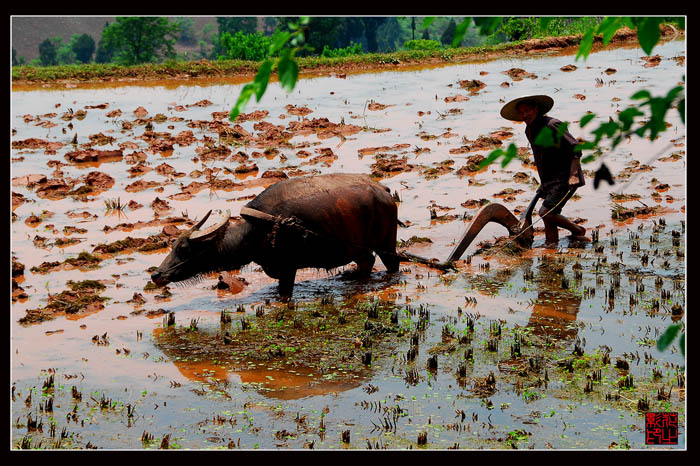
[190,210,213,232]
[190,210,231,241]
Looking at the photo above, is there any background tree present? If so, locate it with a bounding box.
[212,17,259,59]
[362,17,388,53]
[100,17,180,65]
[71,33,96,64]
[176,17,197,46]
[217,17,258,35]
[95,21,115,63]
[263,17,278,34]
[38,38,58,66]
[440,18,457,46]
[276,17,343,56]
[12,48,26,66]
[56,38,77,65]
[375,17,403,52]
[335,17,366,51]
[198,23,216,59]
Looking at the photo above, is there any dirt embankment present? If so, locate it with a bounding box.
[12,26,683,87]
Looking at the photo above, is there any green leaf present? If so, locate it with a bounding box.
[452,18,471,48]
[534,126,555,147]
[422,17,436,29]
[278,52,298,93]
[581,155,596,164]
[576,29,595,61]
[253,60,273,101]
[592,121,620,143]
[621,17,636,29]
[679,332,685,357]
[665,85,684,103]
[656,324,681,352]
[229,83,256,122]
[473,17,502,35]
[677,97,685,124]
[631,90,652,101]
[554,121,569,145]
[269,31,291,55]
[617,107,644,131]
[479,148,505,169]
[500,143,518,168]
[579,113,596,127]
[575,141,596,151]
[596,17,624,46]
[636,17,662,55]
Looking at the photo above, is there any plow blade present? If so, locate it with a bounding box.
[446,203,532,263]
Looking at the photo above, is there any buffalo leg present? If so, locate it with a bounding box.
[278,269,297,297]
[354,251,376,276]
[378,235,401,272]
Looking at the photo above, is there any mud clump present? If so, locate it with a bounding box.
[286,104,313,116]
[12,191,26,209]
[65,149,123,164]
[64,251,103,269]
[30,251,103,274]
[503,68,537,81]
[234,110,270,122]
[12,138,64,152]
[287,117,362,140]
[125,180,162,193]
[12,257,25,277]
[367,101,392,111]
[83,171,115,190]
[455,155,487,175]
[461,198,491,209]
[370,154,415,178]
[398,236,433,248]
[611,204,661,220]
[197,144,231,162]
[474,235,529,257]
[35,179,73,200]
[19,280,108,325]
[450,135,503,155]
[93,234,169,254]
[151,197,172,216]
[458,79,486,93]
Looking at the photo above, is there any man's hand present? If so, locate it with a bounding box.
[568,174,580,188]
[569,158,582,188]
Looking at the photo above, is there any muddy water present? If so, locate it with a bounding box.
[11,40,685,450]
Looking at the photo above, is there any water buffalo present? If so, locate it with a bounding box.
[150,173,401,296]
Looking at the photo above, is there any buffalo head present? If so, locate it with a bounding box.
[150,210,231,286]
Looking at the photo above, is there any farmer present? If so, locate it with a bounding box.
[500,95,586,248]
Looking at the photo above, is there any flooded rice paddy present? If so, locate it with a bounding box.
[11,39,686,450]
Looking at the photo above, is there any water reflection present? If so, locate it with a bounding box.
[171,358,362,401]
[523,255,581,342]
[152,324,364,401]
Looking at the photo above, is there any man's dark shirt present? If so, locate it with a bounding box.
[525,115,585,193]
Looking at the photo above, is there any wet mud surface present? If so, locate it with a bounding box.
[11,39,685,450]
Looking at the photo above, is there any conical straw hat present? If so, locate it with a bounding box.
[500,95,554,121]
